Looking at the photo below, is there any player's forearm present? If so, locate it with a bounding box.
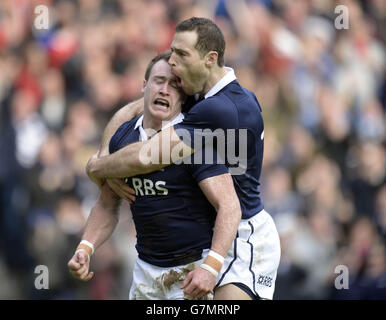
[81,190,121,250]
[210,202,241,257]
[88,127,186,179]
[89,141,165,178]
[198,174,241,258]
[99,98,144,157]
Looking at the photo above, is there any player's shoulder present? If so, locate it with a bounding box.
[115,116,141,135]
[195,95,239,128]
[110,115,141,153]
[203,81,257,107]
[201,85,240,113]
[226,81,260,104]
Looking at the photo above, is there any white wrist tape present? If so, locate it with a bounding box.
[200,263,219,277]
[208,250,225,264]
[80,240,95,255]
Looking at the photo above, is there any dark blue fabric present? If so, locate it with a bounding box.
[174,80,265,219]
[109,117,228,267]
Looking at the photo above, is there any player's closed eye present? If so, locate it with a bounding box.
[154,78,166,85]
[170,81,178,89]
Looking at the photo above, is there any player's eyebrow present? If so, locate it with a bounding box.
[153,75,167,81]
[171,46,189,55]
[153,75,178,85]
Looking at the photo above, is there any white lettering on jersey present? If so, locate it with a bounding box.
[131,178,168,196]
[132,178,144,196]
[143,179,155,195]
[155,181,168,195]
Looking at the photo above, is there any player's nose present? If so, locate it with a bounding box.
[168,53,176,67]
[159,82,170,95]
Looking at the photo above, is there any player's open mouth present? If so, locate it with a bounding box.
[154,98,169,108]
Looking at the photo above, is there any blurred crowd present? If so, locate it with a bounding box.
[0,0,385,299]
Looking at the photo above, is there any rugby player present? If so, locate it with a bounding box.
[87,17,281,300]
[68,51,241,300]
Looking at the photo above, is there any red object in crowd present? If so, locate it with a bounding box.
[48,30,79,68]
[14,66,43,109]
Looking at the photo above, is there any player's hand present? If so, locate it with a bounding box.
[181,267,216,299]
[86,152,105,188]
[106,178,136,204]
[67,250,94,282]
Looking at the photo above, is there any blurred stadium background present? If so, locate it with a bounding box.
[0,0,385,299]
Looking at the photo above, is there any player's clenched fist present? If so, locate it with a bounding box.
[67,250,94,282]
[181,267,217,299]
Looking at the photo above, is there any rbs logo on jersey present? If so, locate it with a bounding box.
[131,178,168,196]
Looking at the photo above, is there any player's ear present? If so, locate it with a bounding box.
[141,79,147,93]
[205,51,218,68]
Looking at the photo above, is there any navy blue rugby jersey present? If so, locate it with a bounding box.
[174,80,265,219]
[109,116,228,268]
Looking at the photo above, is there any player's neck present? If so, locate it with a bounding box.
[201,67,227,97]
[142,116,162,133]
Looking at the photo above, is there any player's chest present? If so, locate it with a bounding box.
[125,165,191,197]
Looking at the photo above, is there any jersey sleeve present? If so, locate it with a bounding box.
[188,160,229,183]
[184,143,229,183]
[109,122,130,154]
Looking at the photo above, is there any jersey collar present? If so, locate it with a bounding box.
[134,113,185,141]
[194,67,236,101]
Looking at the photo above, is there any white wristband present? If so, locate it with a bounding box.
[80,240,95,255]
[200,263,219,277]
[208,250,224,264]
[75,249,90,263]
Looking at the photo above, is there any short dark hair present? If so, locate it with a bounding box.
[144,50,172,81]
[176,17,225,67]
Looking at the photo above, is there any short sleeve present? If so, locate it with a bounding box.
[183,141,229,182]
[189,163,229,183]
[186,149,229,182]
[109,122,130,154]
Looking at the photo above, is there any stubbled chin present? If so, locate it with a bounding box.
[183,86,196,96]
[181,81,197,95]
[179,81,190,94]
